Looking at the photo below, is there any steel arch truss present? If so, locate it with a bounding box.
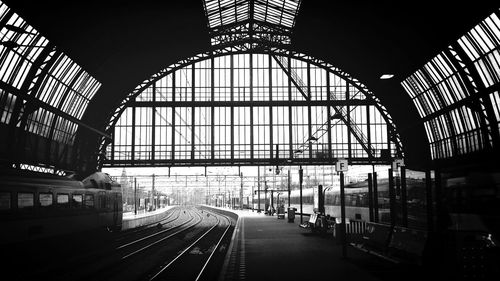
[99,46,404,168]
[402,10,500,160]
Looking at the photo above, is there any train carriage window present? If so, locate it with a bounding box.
[0,192,11,210]
[39,193,53,207]
[85,194,94,208]
[56,194,70,208]
[72,194,83,208]
[18,193,34,209]
[99,191,106,209]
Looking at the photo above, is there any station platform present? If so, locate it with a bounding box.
[218,209,425,281]
[122,205,175,230]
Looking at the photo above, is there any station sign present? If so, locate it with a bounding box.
[335,159,348,172]
[392,158,404,170]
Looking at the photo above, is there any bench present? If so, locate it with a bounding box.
[350,222,400,263]
[387,226,428,265]
[350,222,429,265]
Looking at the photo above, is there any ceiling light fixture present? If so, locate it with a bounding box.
[380,74,394,80]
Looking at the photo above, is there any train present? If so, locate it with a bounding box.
[0,169,122,244]
[252,179,391,221]
[252,177,428,226]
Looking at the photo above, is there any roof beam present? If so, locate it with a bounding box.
[0,81,111,139]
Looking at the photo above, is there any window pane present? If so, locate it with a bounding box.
[0,192,11,210]
[18,193,34,208]
[56,194,69,205]
[72,194,83,208]
[39,193,53,207]
[85,194,94,208]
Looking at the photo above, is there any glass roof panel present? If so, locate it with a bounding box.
[0,0,102,149]
[203,0,301,47]
[204,0,300,29]
[402,9,500,160]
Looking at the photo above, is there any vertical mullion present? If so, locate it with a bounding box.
[346,82,352,160]
[387,118,392,158]
[307,62,312,159]
[191,64,196,160]
[288,54,293,159]
[326,71,332,159]
[171,72,176,161]
[250,54,254,160]
[211,57,215,160]
[269,54,274,160]
[111,130,115,162]
[152,83,156,161]
[131,100,136,162]
[366,105,371,161]
[230,55,235,161]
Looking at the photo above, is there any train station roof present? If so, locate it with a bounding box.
[0,0,499,174]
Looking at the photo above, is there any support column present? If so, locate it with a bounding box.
[368,173,374,222]
[434,168,446,233]
[134,177,137,215]
[425,169,434,231]
[388,168,396,226]
[299,165,303,223]
[287,169,291,209]
[401,167,408,227]
[340,171,347,258]
[373,171,379,222]
[257,166,261,213]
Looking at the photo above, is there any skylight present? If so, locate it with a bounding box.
[202,0,302,47]
[401,10,500,160]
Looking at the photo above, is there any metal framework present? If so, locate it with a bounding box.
[101,50,403,168]
[402,10,500,160]
[203,0,301,47]
[0,0,104,171]
[97,0,405,169]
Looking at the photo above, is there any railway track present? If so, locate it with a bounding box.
[147,208,234,281]
[3,206,236,281]
[72,206,207,281]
